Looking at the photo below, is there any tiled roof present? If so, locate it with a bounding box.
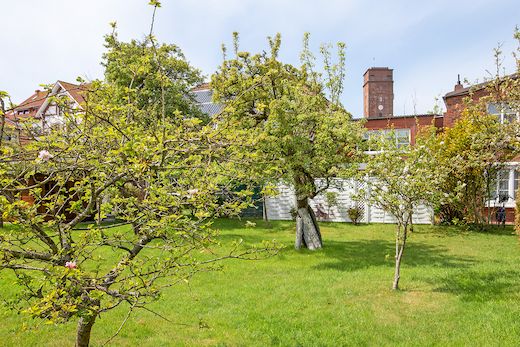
[191,82,211,92]
[191,84,223,117]
[6,90,49,121]
[57,80,89,105]
[6,80,90,125]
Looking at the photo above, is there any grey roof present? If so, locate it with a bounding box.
[192,88,223,117]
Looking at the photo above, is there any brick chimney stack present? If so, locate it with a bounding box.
[454,74,464,92]
[363,67,394,118]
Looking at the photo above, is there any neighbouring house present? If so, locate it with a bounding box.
[9,69,517,224]
[443,74,520,224]
[4,81,88,211]
[5,80,88,144]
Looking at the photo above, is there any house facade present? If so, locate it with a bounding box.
[5,80,88,144]
[443,76,519,224]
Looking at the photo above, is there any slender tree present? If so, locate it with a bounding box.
[360,129,445,290]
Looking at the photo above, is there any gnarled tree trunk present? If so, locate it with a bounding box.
[295,197,323,250]
[76,314,97,347]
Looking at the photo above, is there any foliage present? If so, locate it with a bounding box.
[211,33,364,249]
[102,22,205,123]
[0,24,277,347]
[347,205,363,225]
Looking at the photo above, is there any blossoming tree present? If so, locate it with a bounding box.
[0,11,277,347]
[360,129,446,290]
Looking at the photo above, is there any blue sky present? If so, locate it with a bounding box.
[1,0,518,117]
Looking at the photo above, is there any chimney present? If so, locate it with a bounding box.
[363,67,394,118]
[454,74,463,92]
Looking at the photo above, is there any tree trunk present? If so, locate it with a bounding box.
[392,222,409,290]
[262,195,269,223]
[294,197,322,250]
[76,314,96,347]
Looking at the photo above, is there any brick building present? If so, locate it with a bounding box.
[442,75,519,224]
[361,67,443,146]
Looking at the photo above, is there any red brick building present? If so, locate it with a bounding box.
[361,67,443,146]
[442,75,519,224]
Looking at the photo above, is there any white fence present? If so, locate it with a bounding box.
[265,179,434,224]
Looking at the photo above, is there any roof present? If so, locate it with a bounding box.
[6,90,49,122]
[57,80,89,105]
[444,73,519,99]
[191,82,211,92]
[6,80,90,126]
[191,84,223,117]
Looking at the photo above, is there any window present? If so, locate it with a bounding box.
[497,170,509,201]
[364,128,411,152]
[395,129,410,148]
[487,102,519,124]
[489,168,519,203]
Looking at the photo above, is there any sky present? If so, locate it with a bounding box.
[1,0,519,117]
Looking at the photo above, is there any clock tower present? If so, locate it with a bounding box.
[363,67,394,118]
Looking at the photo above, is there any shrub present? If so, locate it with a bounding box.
[347,206,363,225]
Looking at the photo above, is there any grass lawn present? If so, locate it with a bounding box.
[1,219,520,346]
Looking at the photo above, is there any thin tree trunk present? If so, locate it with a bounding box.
[392,221,408,290]
[76,314,96,347]
[294,197,322,250]
[262,195,269,223]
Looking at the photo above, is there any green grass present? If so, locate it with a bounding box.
[1,219,520,346]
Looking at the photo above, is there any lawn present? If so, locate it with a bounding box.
[1,219,520,346]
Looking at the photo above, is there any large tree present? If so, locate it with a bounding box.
[211,33,364,250]
[0,11,276,347]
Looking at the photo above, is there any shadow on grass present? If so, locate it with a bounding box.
[212,218,293,233]
[430,269,520,301]
[313,240,475,272]
[218,230,476,274]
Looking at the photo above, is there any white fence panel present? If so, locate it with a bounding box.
[265,178,433,225]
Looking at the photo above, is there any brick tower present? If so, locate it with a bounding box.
[363,67,394,118]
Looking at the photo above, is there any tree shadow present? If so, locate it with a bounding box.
[213,218,292,233]
[428,269,520,301]
[313,239,475,272]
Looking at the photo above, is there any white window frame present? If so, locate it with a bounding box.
[487,164,520,208]
[364,128,411,154]
[487,102,520,124]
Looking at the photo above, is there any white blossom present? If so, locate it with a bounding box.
[38,150,53,162]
